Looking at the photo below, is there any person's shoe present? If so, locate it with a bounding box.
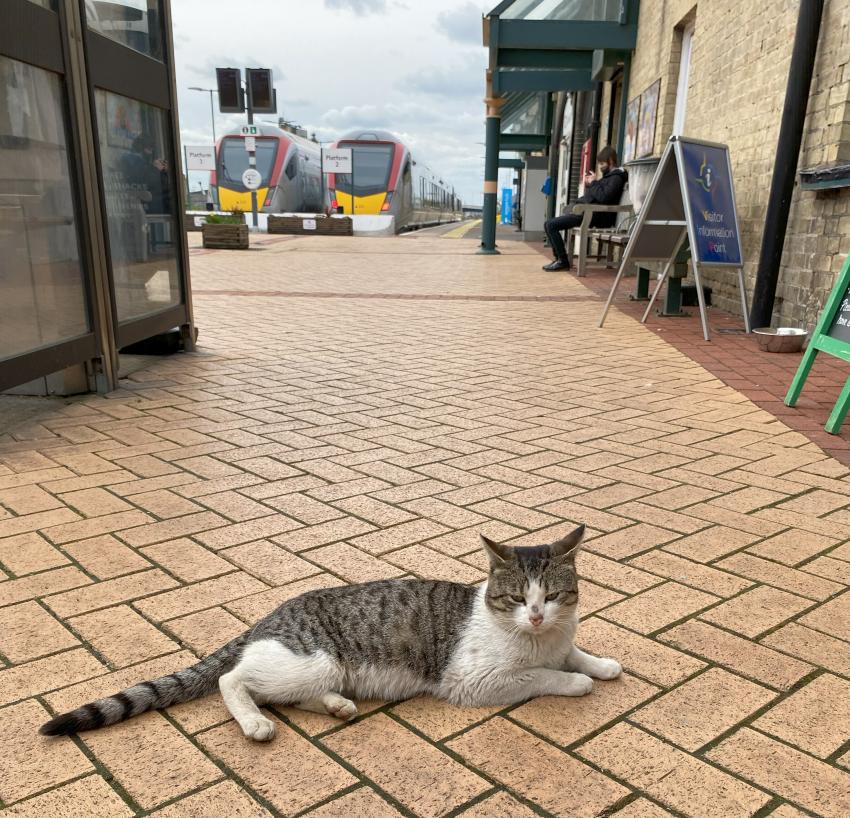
[543,259,570,271]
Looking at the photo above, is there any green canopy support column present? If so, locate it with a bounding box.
[479,91,505,255]
[616,52,632,155]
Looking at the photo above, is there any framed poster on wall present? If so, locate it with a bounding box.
[637,79,660,158]
[623,96,640,162]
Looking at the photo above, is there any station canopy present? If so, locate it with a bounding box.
[484,0,639,155]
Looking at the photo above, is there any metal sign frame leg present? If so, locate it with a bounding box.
[737,267,752,333]
[641,228,688,323]
[690,259,711,341]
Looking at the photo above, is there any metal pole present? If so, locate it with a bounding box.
[209,89,216,144]
[479,93,504,255]
[749,0,824,328]
[246,78,258,228]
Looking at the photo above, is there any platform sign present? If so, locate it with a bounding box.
[241,168,262,190]
[322,148,352,174]
[599,136,751,341]
[185,146,216,172]
[785,254,850,434]
[501,188,512,224]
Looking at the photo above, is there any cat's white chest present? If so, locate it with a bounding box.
[438,587,576,702]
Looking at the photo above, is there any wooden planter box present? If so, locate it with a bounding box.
[201,223,249,249]
[268,215,353,236]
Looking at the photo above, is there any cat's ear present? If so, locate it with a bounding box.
[550,524,585,561]
[480,534,514,569]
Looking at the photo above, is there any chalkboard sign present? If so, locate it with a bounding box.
[786,253,850,434]
[826,284,850,344]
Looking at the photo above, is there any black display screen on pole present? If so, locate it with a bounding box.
[247,68,276,114]
[216,68,243,113]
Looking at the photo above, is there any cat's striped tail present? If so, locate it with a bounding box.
[39,633,249,736]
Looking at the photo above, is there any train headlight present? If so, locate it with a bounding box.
[381,191,393,212]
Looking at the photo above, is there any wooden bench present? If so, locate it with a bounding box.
[565,187,634,277]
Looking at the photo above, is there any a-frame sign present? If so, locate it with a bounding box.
[785,252,850,434]
[599,135,751,341]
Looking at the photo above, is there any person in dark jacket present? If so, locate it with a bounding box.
[542,146,627,271]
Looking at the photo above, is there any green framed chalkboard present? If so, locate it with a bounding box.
[785,253,850,434]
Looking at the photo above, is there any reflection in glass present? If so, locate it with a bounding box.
[27,0,58,9]
[85,0,163,60]
[0,56,89,362]
[501,0,620,22]
[95,90,180,323]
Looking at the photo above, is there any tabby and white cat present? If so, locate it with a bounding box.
[41,524,621,742]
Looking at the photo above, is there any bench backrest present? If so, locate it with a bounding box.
[614,185,632,231]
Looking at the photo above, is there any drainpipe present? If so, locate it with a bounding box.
[749,0,824,328]
[616,53,632,156]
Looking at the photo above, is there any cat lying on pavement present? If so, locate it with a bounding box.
[41,524,621,742]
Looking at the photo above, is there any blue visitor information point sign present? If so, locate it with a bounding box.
[501,188,513,224]
[679,141,743,265]
[599,136,750,341]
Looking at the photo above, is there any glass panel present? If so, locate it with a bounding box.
[501,0,620,22]
[85,0,163,60]
[335,143,394,196]
[501,94,544,135]
[0,56,89,363]
[27,0,58,9]
[218,137,279,189]
[95,89,180,323]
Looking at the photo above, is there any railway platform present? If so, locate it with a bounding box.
[1,230,850,817]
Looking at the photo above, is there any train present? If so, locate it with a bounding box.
[210,124,323,214]
[210,125,462,232]
[326,130,462,230]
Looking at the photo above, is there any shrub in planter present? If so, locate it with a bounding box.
[201,210,248,249]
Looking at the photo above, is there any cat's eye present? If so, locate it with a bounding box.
[509,594,525,604]
[545,592,560,602]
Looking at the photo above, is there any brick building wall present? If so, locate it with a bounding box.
[617,0,850,329]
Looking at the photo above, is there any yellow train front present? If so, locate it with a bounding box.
[210,124,323,214]
[326,130,461,231]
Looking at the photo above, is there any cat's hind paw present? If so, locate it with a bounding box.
[324,694,358,721]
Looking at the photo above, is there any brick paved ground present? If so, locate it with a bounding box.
[1,230,849,817]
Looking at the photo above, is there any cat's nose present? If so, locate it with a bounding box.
[529,613,544,627]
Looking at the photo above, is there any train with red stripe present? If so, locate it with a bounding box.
[210,124,323,214]
[210,126,461,232]
[327,130,462,231]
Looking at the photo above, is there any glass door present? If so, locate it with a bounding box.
[82,0,192,350]
[0,0,99,390]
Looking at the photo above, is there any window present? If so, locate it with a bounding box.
[0,56,89,361]
[335,143,393,196]
[85,0,163,61]
[219,138,279,188]
[673,23,694,136]
[95,89,179,323]
[285,156,297,180]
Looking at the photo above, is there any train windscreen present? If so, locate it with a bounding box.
[335,143,394,196]
[218,138,278,189]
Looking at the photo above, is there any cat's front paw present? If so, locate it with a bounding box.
[591,657,622,680]
[563,673,593,696]
[243,716,276,742]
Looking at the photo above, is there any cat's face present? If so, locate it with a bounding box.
[481,525,583,634]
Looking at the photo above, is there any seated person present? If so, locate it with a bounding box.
[543,146,627,271]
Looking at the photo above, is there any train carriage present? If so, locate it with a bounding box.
[211,124,322,214]
[327,130,461,231]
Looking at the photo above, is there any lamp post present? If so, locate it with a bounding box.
[188,86,217,143]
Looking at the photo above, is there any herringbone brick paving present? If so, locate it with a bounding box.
[0,230,849,816]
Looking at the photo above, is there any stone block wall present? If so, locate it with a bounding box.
[620,0,850,330]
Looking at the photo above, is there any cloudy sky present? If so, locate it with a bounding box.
[172,0,507,205]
